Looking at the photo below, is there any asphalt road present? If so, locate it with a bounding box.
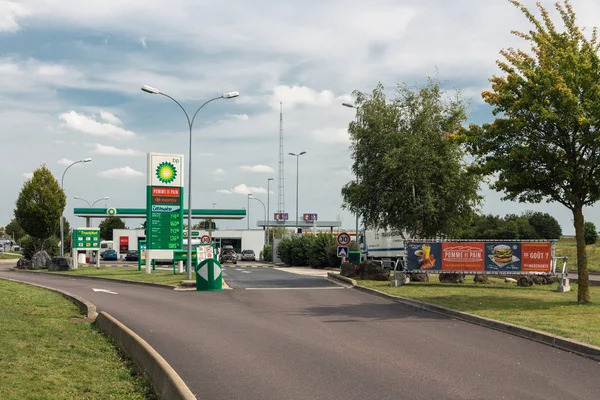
[222,266,342,289]
[1,266,599,399]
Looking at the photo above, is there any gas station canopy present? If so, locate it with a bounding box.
[73,208,246,220]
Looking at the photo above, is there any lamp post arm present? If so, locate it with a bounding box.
[91,199,105,207]
[61,160,83,189]
[159,93,192,129]
[190,97,223,128]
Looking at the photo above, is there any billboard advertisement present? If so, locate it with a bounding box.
[407,241,552,274]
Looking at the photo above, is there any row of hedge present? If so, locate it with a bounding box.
[276,234,357,268]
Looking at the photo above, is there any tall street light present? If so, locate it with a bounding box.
[74,196,109,227]
[249,195,266,246]
[247,193,252,230]
[289,152,306,234]
[142,85,239,280]
[60,158,92,257]
[267,177,274,247]
[343,102,361,244]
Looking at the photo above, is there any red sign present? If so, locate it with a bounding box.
[152,196,180,204]
[521,243,552,273]
[152,187,180,196]
[337,232,351,246]
[441,242,485,271]
[119,236,129,254]
[200,235,211,244]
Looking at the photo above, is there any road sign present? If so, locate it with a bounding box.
[348,251,361,266]
[274,213,289,221]
[72,228,101,250]
[337,246,349,258]
[337,232,351,246]
[200,235,211,244]
[303,213,318,221]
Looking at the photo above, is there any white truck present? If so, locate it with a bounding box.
[359,229,408,269]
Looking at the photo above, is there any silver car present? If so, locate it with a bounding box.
[240,250,256,261]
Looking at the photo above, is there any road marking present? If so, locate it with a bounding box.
[92,288,118,294]
[245,287,346,291]
[241,270,252,274]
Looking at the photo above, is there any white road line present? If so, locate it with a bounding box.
[92,288,118,294]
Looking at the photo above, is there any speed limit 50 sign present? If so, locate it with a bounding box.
[337,232,351,246]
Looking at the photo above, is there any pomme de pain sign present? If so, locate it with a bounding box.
[407,241,552,274]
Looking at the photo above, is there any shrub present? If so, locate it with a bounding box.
[43,236,60,257]
[307,234,339,269]
[277,235,315,266]
[21,235,60,259]
[584,222,598,245]
[261,245,272,262]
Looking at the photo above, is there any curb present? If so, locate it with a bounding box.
[0,276,197,399]
[9,268,176,290]
[327,272,600,362]
[96,312,196,400]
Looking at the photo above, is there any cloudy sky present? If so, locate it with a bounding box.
[1,0,599,234]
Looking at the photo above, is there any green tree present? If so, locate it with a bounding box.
[99,218,126,240]
[525,211,562,240]
[342,78,481,238]
[584,222,598,245]
[462,0,598,302]
[5,219,26,243]
[14,165,66,242]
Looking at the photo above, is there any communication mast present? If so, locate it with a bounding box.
[278,102,285,213]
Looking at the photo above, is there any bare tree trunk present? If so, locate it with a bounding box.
[573,206,590,303]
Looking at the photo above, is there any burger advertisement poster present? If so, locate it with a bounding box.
[407,241,552,273]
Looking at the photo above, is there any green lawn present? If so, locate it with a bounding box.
[49,265,193,286]
[358,275,600,347]
[554,237,600,272]
[0,252,23,259]
[0,279,156,399]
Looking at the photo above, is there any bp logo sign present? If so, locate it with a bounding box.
[156,162,177,184]
[107,207,117,216]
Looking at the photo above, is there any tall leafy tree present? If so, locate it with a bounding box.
[99,218,126,240]
[342,78,481,238]
[14,165,66,240]
[5,219,26,243]
[462,0,599,303]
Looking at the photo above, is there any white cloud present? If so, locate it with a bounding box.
[216,189,232,195]
[97,166,143,179]
[213,168,225,175]
[312,127,350,144]
[212,168,225,182]
[99,111,123,126]
[0,1,31,32]
[91,143,142,156]
[23,172,33,179]
[240,165,276,173]
[269,85,342,109]
[232,184,266,195]
[140,36,147,49]
[227,113,249,121]
[59,111,136,139]
[57,158,75,166]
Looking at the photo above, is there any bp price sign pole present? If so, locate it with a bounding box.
[72,228,100,269]
[146,153,184,274]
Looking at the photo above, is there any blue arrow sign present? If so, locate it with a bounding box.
[337,246,349,258]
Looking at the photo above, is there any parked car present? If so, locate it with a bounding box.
[101,249,118,261]
[125,250,139,261]
[219,247,237,264]
[240,249,256,261]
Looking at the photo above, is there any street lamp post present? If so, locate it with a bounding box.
[73,196,109,227]
[247,193,251,230]
[343,102,361,244]
[288,152,306,234]
[60,158,92,257]
[267,177,274,247]
[142,85,239,280]
[249,196,267,247]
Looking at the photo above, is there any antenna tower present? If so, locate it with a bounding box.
[278,102,285,213]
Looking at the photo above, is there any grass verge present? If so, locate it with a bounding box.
[0,279,156,400]
[555,237,600,273]
[357,275,600,347]
[0,252,22,259]
[47,265,194,287]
